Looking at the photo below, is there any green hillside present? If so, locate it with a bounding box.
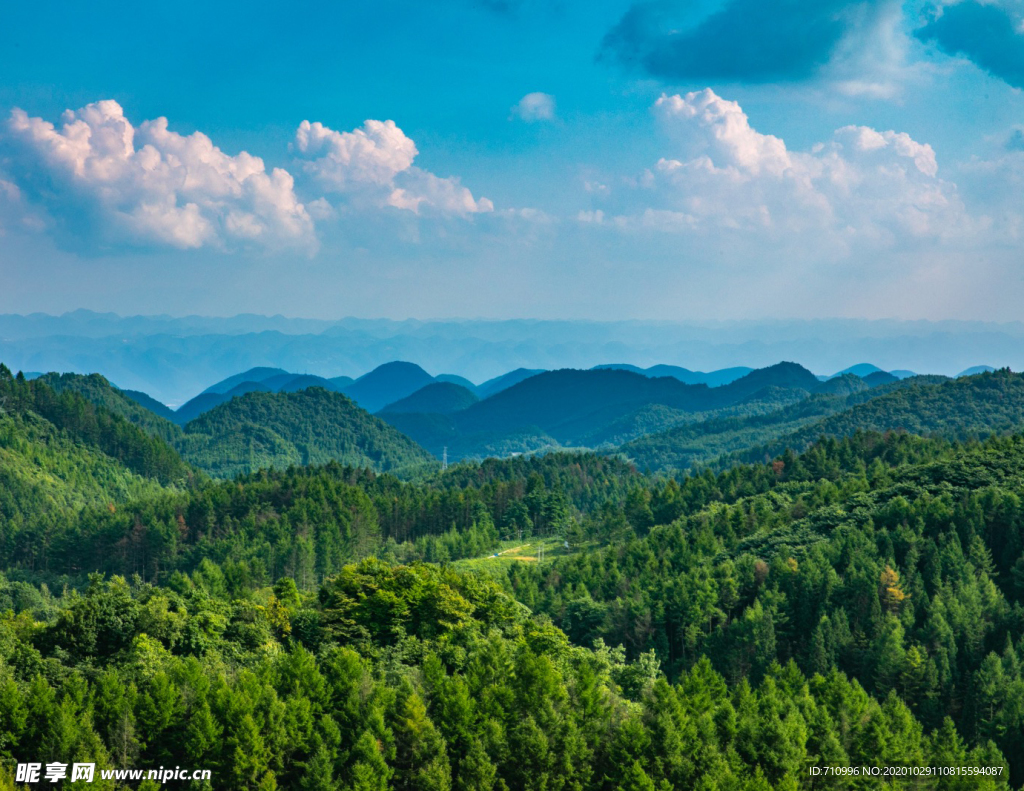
[0,410,173,532]
[0,427,1019,788]
[737,368,1024,464]
[379,381,479,414]
[2,366,190,485]
[620,393,846,471]
[35,371,184,444]
[387,362,850,461]
[619,375,950,473]
[497,430,1024,784]
[19,368,439,480]
[10,360,1024,786]
[0,366,186,554]
[178,387,435,478]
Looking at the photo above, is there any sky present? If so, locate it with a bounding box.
[0,0,1022,321]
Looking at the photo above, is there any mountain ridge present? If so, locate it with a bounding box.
[179,387,435,478]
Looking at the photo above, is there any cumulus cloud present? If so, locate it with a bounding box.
[1,100,315,251]
[292,119,492,215]
[915,1,1024,89]
[594,89,972,247]
[511,92,556,122]
[601,0,901,84]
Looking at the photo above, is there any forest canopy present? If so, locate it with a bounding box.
[3,364,1024,788]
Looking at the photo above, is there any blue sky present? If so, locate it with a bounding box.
[0,0,1022,321]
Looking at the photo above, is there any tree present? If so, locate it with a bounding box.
[347,730,392,791]
[392,690,451,791]
[879,565,907,614]
[618,761,656,791]
[229,714,272,791]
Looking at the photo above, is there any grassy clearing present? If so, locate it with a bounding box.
[454,535,583,574]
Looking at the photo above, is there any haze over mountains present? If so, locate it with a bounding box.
[18,352,1024,480]
[4,311,1024,405]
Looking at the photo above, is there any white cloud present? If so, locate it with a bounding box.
[293,119,416,192]
[598,88,973,248]
[511,92,556,122]
[292,119,492,216]
[655,91,791,176]
[2,100,315,251]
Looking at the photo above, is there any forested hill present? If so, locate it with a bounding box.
[619,391,862,472]
[5,356,1024,787]
[0,365,190,485]
[175,370,353,426]
[177,387,435,478]
[618,374,948,472]
[18,369,438,479]
[0,397,175,530]
[34,371,183,444]
[502,430,1024,784]
[379,381,479,414]
[0,364,190,550]
[0,432,1019,789]
[736,368,1024,464]
[453,362,826,440]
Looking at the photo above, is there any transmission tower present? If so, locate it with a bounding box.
[442,446,448,471]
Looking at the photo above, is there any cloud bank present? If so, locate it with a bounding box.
[0,102,494,254]
[3,100,315,251]
[586,89,973,250]
[292,119,493,215]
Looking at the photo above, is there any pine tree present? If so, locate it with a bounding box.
[298,736,334,791]
[879,565,907,614]
[229,714,272,790]
[347,730,392,791]
[618,761,656,791]
[392,690,451,791]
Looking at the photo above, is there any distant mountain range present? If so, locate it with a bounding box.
[591,364,753,387]
[4,311,1024,405]
[12,356,1024,481]
[20,356,1010,464]
[173,362,491,424]
[376,362,894,460]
